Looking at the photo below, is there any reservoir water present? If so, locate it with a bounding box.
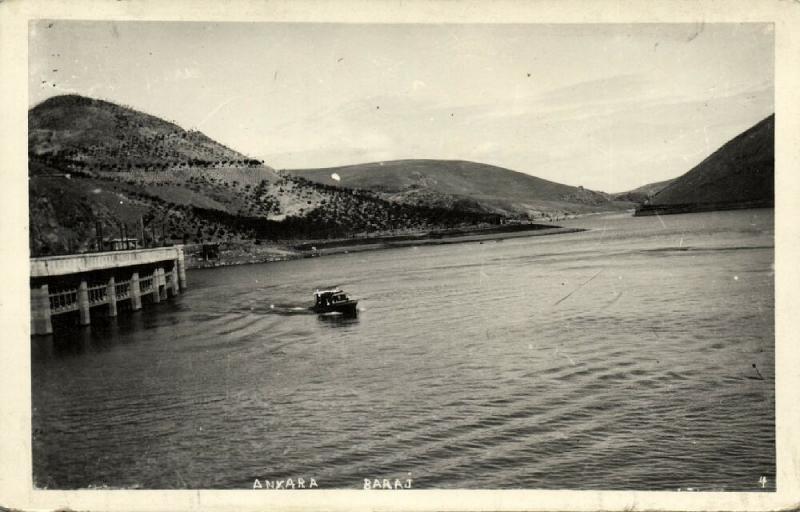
[31,209,775,490]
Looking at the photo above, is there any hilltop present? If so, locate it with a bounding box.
[29,94,264,171]
[288,159,634,220]
[636,114,774,216]
[28,95,512,258]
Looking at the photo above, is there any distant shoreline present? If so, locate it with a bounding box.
[186,224,586,270]
[634,200,773,217]
[299,225,586,257]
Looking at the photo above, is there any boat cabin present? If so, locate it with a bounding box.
[314,288,350,307]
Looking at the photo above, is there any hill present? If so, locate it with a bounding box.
[29,95,265,171]
[636,114,774,216]
[613,179,675,203]
[28,95,509,257]
[287,159,633,219]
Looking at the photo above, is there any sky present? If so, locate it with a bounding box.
[29,21,773,192]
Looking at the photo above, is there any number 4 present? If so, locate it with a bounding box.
[759,476,768,488]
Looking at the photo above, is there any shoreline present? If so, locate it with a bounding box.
[634,200,773,217]
[186,224,587,270]
[306,226,586,258]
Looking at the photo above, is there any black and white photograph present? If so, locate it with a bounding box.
[3,1,799,509]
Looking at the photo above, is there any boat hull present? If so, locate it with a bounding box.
[311,300,358,316]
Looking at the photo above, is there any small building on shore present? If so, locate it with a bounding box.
[104,238,139,251]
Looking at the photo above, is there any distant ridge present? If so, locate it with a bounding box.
[288,159,633,218]
[636,114,774,216]
[613,178,675,203]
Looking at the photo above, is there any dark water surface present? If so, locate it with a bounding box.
[32,209,775,490]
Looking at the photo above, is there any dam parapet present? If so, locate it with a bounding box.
[30,246,187,335]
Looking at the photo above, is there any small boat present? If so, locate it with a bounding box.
[311,288,358,316]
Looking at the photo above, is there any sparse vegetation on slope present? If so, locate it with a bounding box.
[29,95,265,172]
[28,95,508,256]
[287,159,634,218]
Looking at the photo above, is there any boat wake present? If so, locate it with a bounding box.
[268,304,314,315]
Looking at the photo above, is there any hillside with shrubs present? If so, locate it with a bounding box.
[28,95,506,256]
[29,95,263,171]
[288,159,635,218]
